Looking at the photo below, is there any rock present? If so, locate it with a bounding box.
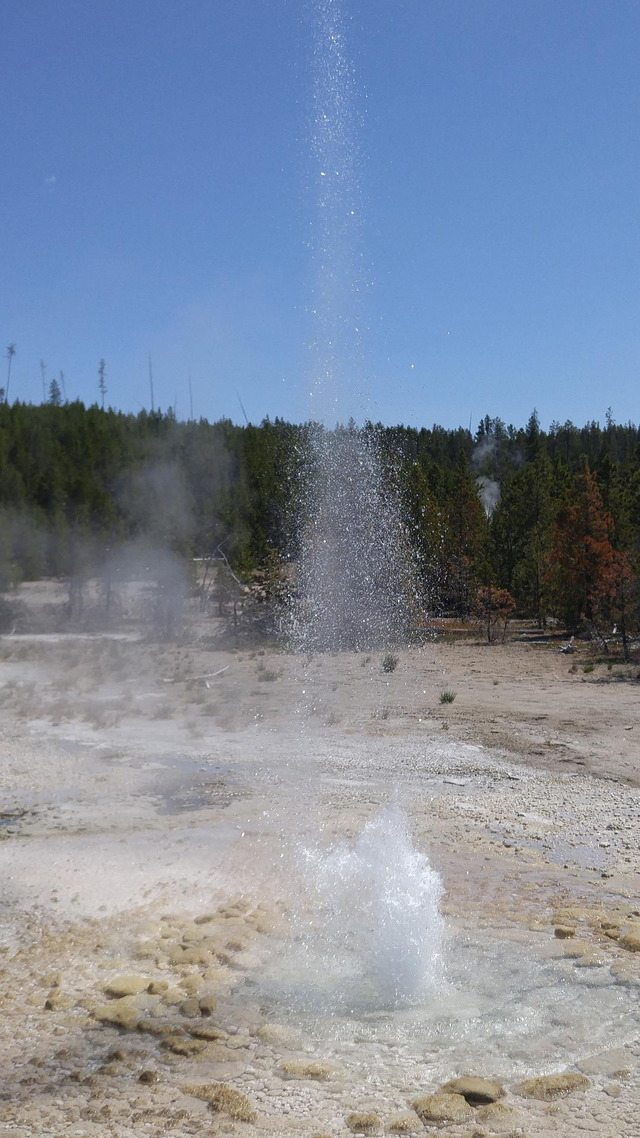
[554,925,576,939]
[179,998,201,1018]
[104,975,149,998]
[161,1035,207,1056]
[183,1082,257,1123]
[194,913,217,925]
[619,930,640,952]
[412,1093,474,1123]
[180,975,203,994]
[611,963,640,987]
[147,980,169,995]
[560,940,590,958]
[193,1043,238,1063]
[137,1020,182,1037]
[188,1024,228,1041]
[159,987,187,1006]
[387,1111,422,1132]
[256,1023,303,1049]
[181,925,207,943]
[44,993,72,1010]
[574,951,608,967]
[439,1077,504,1104]
[166,945,212,968]
[202,966,234,986]
[577,1048,631,1077]
[138,1070,158,1084]
[39,971,61,988]
[515,1071,590,1099]
[91,999,140,1031]
[345,1112,382,1135]
[476,1101,518,1127]
[134,940,160,960]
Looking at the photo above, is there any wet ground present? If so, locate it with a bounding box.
[0,629,639,1135]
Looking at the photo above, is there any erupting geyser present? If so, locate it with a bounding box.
[262,807,445,1014]
[292,0,423,651]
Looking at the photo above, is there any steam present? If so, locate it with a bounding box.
[475,476,500,518]
[471,434,500,517]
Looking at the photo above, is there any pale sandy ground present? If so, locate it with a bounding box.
[0,601,639,1137]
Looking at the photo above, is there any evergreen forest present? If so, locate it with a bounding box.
[1,400,639,640]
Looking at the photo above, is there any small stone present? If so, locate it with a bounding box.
[194,913,216,925]
[515,1071,590,1099]
[412,1093,474,1123]
[604,1083,622,1097]
[439,1077,504,1104]
[104,975,149,998]
[138,1070,158,1084]
[554,925,576,939]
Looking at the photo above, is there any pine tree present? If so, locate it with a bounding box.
[548,460,630,632]
[48,378,62,406]
[5,344,15,403]
[98,359,107,409]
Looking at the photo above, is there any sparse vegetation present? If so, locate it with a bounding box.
[183,1083,257,1123]
[280,1060,336,1080]
[382,652,398,673]
[583,664,595,674]
[439,689,457,703]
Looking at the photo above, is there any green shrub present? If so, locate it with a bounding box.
[439,689,456,704]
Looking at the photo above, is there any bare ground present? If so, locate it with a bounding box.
[0,596,639,1137]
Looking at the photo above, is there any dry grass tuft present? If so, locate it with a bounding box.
[280,1060,336,1080]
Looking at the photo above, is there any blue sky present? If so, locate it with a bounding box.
[2,0,640,431]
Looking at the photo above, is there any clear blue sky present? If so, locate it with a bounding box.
[2,0,640,431]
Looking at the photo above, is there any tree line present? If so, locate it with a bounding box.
[0,400,639,641]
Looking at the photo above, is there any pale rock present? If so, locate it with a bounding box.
[412,1093,474,1123]
[439,1076,504,1104]
[515,1071,590,1099]
[104,975,149,998]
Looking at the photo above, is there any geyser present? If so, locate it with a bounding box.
[293,0,423,651]
[260,806,445,1014]
[294,427,419,651]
